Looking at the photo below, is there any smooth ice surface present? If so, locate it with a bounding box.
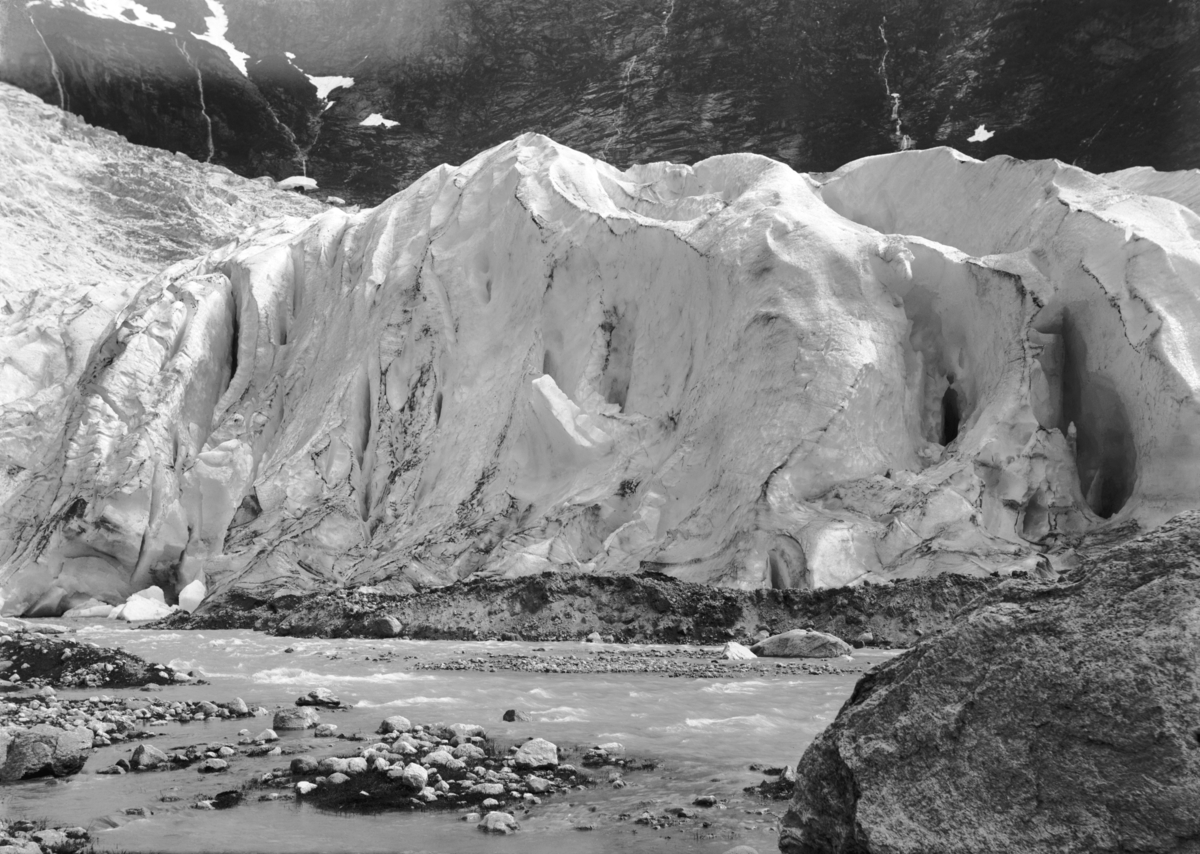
[277,175,318,191]
[5,136,1200,613]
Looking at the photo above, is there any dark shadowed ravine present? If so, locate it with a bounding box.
[2,0,1197,204]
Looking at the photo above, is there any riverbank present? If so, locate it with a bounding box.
[160,572,1011,646]
[0,619,184,690]
[0,622,884,854]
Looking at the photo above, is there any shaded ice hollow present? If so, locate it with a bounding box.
[4,138,1200,616]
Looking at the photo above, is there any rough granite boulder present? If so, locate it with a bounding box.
[0,724,92,780]
[513,738,559,769]
[273,707,320,730]
[129,743,169,770]
[781,513,1200,854]
[750,630,851,659]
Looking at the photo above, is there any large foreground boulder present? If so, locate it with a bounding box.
[780,513,1200,854]
[0,725,92,781]
[751,629,850,658]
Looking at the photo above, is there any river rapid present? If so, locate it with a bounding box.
[2,623,899,854]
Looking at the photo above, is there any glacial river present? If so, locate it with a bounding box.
[3,624,898,854]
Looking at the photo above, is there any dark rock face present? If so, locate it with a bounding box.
[2,0,1197,205]
[780,513,1200,854]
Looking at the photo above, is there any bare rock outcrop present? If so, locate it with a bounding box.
[780,512,1200,854]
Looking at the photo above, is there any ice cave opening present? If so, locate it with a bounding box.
[1058,315,1138,519]
[941,384,962,446]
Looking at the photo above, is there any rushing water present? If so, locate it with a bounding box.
[2,623,899,853]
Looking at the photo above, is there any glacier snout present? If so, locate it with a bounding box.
[4,138,1200,615]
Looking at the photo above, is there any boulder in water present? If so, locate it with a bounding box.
[750,629,851,658]
[376,715,411,734]
[273,707,319,730]
[0,724,92,780]
[722,641,757,660]
[478,812,520,834]
[513,737,558,769]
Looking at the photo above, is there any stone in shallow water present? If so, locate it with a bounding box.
[513,737,559,769]
[130,743,168,770]
[478,811,519,834]
[721,641,756,660]
[376,715,411,734]
[750,629,851,658]
[0,724,91,780]
[273,707,319,730]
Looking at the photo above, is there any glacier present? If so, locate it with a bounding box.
[3,124,1200,616]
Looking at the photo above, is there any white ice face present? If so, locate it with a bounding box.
[5,135,1200,616]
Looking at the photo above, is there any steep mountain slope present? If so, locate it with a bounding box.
[2,89,1200,616]
[2,0,1197,205]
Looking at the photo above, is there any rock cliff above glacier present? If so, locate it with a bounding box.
[3,94,1200,616]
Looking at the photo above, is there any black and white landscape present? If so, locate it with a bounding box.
[0,1,1197,853]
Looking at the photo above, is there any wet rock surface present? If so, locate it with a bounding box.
[160,572,1003,647]
[272,719,661,815]
[0,819,93,854]
[781,512,1200,854]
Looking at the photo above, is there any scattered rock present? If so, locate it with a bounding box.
[273,707,319,730]
[290,756,319,775]
[296,688,343,708]
[750,629,852,658]
[376,715,411,734]
[502,709,532,722]
[369,616,403,638]
[396,762,427,791]
[129,743,169,770]
[513,737,558,769]
[478,811,520,834]
[721,641,757,660]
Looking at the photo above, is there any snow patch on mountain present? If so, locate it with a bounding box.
[30,0,175,31]
[309,75,354,100]
[192,0,248,76]
[967,124,995,142]
[360,113,398,128]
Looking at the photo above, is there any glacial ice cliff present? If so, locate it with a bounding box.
[3,105,1200,615]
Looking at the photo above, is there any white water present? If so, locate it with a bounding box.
[2,625,897,853]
